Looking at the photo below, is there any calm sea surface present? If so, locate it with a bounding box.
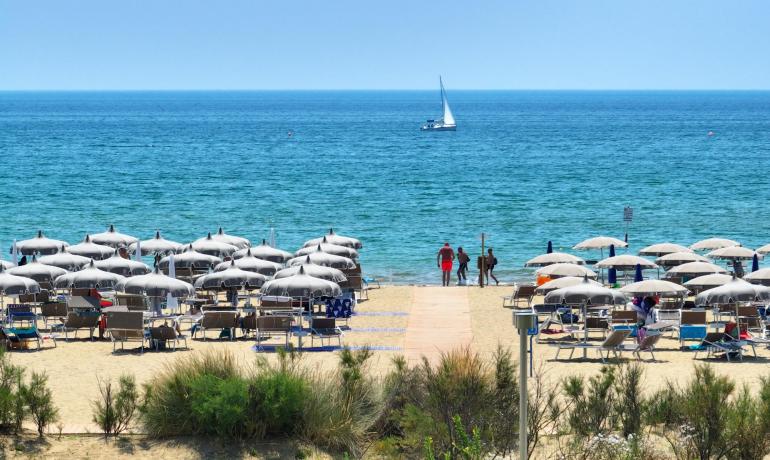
[1,91,769,283]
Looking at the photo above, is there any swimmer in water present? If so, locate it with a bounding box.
[288,130,293,138]
[707,131,715,136]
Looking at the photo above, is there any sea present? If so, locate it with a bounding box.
[1,90,770,284]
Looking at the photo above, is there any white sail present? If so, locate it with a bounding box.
[440,77,455,126]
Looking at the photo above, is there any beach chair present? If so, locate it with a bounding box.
[115,293,148,311]
[105,311,148,353]
[67,296,101,310]
[7,304,37,327]
[310,317,343,348]
[52,310,101,341]
[326,297,353,323]
[610,310,639,337]
[678,310,708,346]
[346,275,368,301]
[694,332,746,362]
[0,326,55,350]
[258,296,295,315]
[502,284,536,308]
[39,302,68,329]
[736,305,762,334]
[566,315,608,340]
[149,325,187,351]
[19,291,50,305]
[197,311,238,340]
[620,331,662,361]
[553,329,631,362]
[255,316,293,350]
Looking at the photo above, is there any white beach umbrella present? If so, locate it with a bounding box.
[260,266,342,298]
[295,241,359,259]
[706,246,762,261]
[544,277,626,305]
[683,273,734,290]
[655,251,709,267]
[205,227,250,250]
[303,228,362,249]
[573,236,628,250]
[129,231,183,256]
[0,266,41,295]
[756,244,770,255]
[93,251,151,276]
[690,238,740,251]
[116,267,195,297]
[638,243,693,257]
[7,256,68,283]
[535,276,601,295]
[54,260,126,289]
[595,255,658,270]
[666,261,729,278]
[0,260,15,270]
[236,240,293,263]
[66,235,115,260]
[287,252,356,270]
[695,277,770,304]
[524,252,585,267]
[38,247,91,271]
[195,260,267,290]
[743,268,770,286]
[274,263,347,283]
[89,224,139,248]
[190,233,238,257]
[214,250,282,276]
[535,263,597,279]
[159,244,222,269]
[15,230,68,256]
[619,279,689,297]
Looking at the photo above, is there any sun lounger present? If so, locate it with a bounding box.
[678,310,708,346]
[553,329,631,362]
[0,326,55,350]
[197,311,238,340]
[114,293,148,311]
[255,315,293,350]
[694,332,746,361]
[502,284,536,308]
[258,296,295,315]
[105,311,148,353]
[310,317,343,348]
[6,304,38,327]
[620,330,662,361]
[52,310,101,341]
[40,302,68,328]
[149,325,187,351]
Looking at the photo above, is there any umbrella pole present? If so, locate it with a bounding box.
[583,302,588,358]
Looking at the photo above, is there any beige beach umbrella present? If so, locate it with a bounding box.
[0,266,41,295]
[684,273,734,290]
[15,230,68,256]
[696,277,770,304]
[90,224,138,248]
[666,261,728,278]
[595,255,657,270]
[159,245,221,270]
[535,263,597,279]
[303,228,362,249]
[195,261,267,290]
[743,268,770,286]
[274,263,347,283]
[0,260,15,270]
[66,235,115,260]
[130,231,183,256]
[756,244,770,255]
[198,228,250,250]
[544,277,626,305]
[260,266,342,298]
[53,260,125,289]
[524,252,584,267]
[295,243,359,260]
[238,240,293,263]
[573,236,628,250]
[620,279,689,297]
[707,246,762,261]
[535,276,601,295]
[638,243,692,257]
[7,256,67,283]
[287,253,356,270]
[38,246,91,271]
[116,267,195,297]
[690,238,740,251]
[214,250,282,276]
[94,250,151,276]
[655,251,709,267]
[190,233,237,257]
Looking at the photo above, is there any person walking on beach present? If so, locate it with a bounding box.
[457,247,469,285]
[486,248,499,285]
[437,243,455,287]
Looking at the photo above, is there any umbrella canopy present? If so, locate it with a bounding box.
[756,243,770,255]
[684,273,734,290]
[7,256,68,283]
[524,252,585,267]
[0,266,41,295]
[274,263,347,283]
[743,268,770,286]
[93,251,151,276]
[638,243,693,257]
[15,230,68,256]
[696,277,770,304]
[666,261,729,277]
[620,279,689,297]
[535,276,601,294]
[195,261,267,290]
[287,253,356,270]
[690,238,740,251]
[198,228,250,250]
[655,251,709,267]
[573,236,628,250]
[159,245,221,269]
[595,255,658,270]
[0,260,15,270]
[707,246,762,261]
[89,225,138,248]
[190,233,238,257]
[295,243,359,260]
[38,247,91,271]
[54,261,126,289]
[543,277,626,305]
[130,231,183,256]
[116,267,195,297]
[66,235,115,260]
[535,263,597,279]
[238,240,293,263]
[260,266,342,298]
[214,251,281,276]
[303,228,362,249]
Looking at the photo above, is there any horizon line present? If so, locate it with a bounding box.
[2,88,770,92]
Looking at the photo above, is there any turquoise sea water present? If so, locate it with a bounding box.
[1,91,769,283]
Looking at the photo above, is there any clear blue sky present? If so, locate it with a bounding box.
[1,0,768,90]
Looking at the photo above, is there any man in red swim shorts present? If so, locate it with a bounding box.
[437,242,455,287]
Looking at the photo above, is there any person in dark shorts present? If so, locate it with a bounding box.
[486,248,499,285]
[456,247,469,285]
[437,243,455,287]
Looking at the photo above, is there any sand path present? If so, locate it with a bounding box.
[404,286,472,364]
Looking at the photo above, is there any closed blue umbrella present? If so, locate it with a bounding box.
[608,244,617,285]
[753,254,760,273]
[634,263,643,282]
[547,241,553,254]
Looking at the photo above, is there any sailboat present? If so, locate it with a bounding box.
[421,76,456,131]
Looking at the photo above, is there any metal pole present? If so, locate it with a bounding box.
[519,330,528,460]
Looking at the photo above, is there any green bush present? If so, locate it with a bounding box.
[93,375,139,436]
[189,374,250,438]
[21,371,58,436]
[0,349,26,433]
[249,369,308,438]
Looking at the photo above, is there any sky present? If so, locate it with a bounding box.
[1,0,769,90]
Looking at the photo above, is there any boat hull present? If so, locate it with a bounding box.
[420,125,456,131]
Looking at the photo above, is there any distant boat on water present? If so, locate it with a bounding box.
[421,77,456,131]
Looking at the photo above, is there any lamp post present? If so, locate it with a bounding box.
[513,311,536,460]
